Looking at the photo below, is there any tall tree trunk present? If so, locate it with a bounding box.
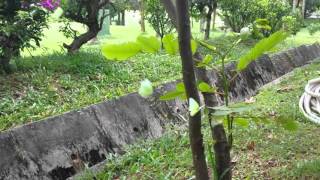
[200,16,206,32]
[121,10,125,26]
[160,0,231,179]
[116,12,121,25]
[176,1,210,179]
[194,53,232,180]
[292,0,299,12]
[212,1,217,30]
[302,0,306,18]
[0,47,15,74]
[140,0,146,32]
[204,6,213,40]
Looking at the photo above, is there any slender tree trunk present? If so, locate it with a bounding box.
[160,0,231,179]
[0,46,15,74]
[140,0,146,32]
[0,56,12,74]
[292,0,299,12]
[116,12,121,25]
[200,16,206,32]
[212,1,217,30]
[176,1,210,179]
[301,0,306,18]
[194,53,232,180]
[121,10,125,26]
[204,7,213,40]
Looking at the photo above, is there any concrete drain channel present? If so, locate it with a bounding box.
[1,44,320,180]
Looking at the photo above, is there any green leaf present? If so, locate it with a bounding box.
[277,116,298,131]
[212,109,233,116]
[176,82,186,92]
[198,82,216,93]
[136,35,161,53]
[101,42,141,60]
[197,40,217,52]
[237,31,288,71]
[191,39,198,55]
[189,98,200,117]
[138,79,153,98]
[162,34,179,55]
[203,55,213,64]
[210,104,256,117]
[160,91,184,101]
[234,118,249,128]
[197,54,213,68]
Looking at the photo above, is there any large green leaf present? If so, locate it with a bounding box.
[136,35,161,53]
[160,91,184,101]
[189,98,200,117]
[234,118,249,128]
[210,104,256,117]
[277,116,299,131]
[159,82,186,101]
[162,34,179,55]
[197,40,217,52]
[101,42,142,61]
[138,79,153,98]
[198,82,216,93]
[237,31,288,71]
[175,82,186,92]
[191,39,198,55]
[198,54,214,67]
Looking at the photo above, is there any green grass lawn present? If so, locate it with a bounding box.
[80,61,320,180]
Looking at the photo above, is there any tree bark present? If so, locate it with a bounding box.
[116,12,121,25]
[301,0,306,18]
[213,124,232,180]
[0,56,12,74]
[121,10,125,26]
[140,0,146,32]
[161,1,232,179]
[63,0,109,53]
[212,1,217,30]
[292,0,299,12]
[204,6,213,40]
[64,23,100,53]
[176,1,210,180]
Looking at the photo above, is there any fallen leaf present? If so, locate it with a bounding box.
[247,141,255,151]
[245,97,256,104]
[276,85,294,93]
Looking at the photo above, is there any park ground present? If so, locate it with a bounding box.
[0,12,320,179]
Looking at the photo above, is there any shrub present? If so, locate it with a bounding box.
[219,0,296,34]
[0,0,49,73]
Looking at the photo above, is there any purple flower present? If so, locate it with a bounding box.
[40,0,61,11]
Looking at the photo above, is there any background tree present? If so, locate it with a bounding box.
[145,0,174,40]
[61,0,110,53]
[139,0,146,32]
[219,0,294,34]
[112,0,131,25]
[191,0,218,40]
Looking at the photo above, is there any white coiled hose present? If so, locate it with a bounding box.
[299,78,320,124]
